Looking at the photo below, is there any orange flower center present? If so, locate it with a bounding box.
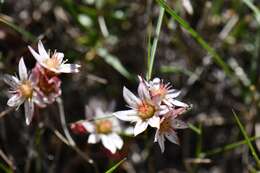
[150,85,167,99]
[159,117,172,133]
[44,56,60,69]
[138,102,156,120]
[96,120,113,134]
[19,81,33,98]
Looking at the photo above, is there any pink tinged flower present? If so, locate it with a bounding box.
[154,109,188,153]
[3,58,41,125]
[114,81,168,136]
[28,40,80,74]
[32,64,61,104]
[149,77,188,108]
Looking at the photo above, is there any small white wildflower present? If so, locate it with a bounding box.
[148,77,188,108]
[114,79,168,136]
[80,108,123,154]
[28,40,80,74]
[3,58,43,125]
[154,108,188,153]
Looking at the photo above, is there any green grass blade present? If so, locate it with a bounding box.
[232,110,260,167]
[0,162,12,173]
[156,0,233,77]
[105,157,127,173]
[188,123,202,135]
[242,0,260,24]
[146,25,152,80]
[0,15,36,42]
[97,48,133,80]
[146,5,165,81]
[201,135,260,157]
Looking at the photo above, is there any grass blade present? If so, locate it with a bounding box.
[156,0,233,77]
[242,0,260,24]
[0,15,36,42]
[146,5,165,81]
[201,135,260,157]
[97,48,133,80]
[105,157,127,173]
[232,110,260,167]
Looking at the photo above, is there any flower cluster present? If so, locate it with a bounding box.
[3,40,80,125]
[71,107,124,154]
[114,76,189,152]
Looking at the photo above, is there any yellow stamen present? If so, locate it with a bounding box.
[138,102,156,120]
[96,120,113,134]
[19,81,33,98]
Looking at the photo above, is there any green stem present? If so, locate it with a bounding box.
[146,5,165,81]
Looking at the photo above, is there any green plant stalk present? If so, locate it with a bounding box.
[156,0,233,77]
[242,0,260,24]
[105,157,127,173]
[232,110,260,167]
[188,123,201,135]
[0,16,36,42]
[146,5,165,81]
[201,135,260,157]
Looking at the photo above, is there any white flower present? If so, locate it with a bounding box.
[148,77,188,108]
[80,108,123,154]
[3,58,43,125]
[28,40,80,74]
[114,79,168,136]
[154,108,188,153]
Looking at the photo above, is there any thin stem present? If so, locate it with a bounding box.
[146,4,165,81]
[232,110,260,167]
[0,107,15,119]
[56,97,75,146]
[0,149,15,171]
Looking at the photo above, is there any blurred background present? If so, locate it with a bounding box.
[0,0,260,172]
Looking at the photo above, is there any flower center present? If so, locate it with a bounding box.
[138,102,156,120]
[150,85,167,99]
[19,81,33,98]
[96,120,113,134]
[44,57,60,69]
[159,117,172,133]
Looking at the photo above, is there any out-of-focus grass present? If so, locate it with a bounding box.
[156,0,233,77]
[105,157,126,173]
[232,110,260,168]
[0,162,12,173]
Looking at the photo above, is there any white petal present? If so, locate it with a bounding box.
[110,133,123,149]
[165,130,180,145]
[171,119,188,129]
[166,91,181,98]
[88,134,100,144]
[58,64,80,73]
[182,0,193,15]
[101,135,117,154]
[24,100,34,125]
[18,58,28,80]
[156,131,165,153]
[82,121,96,133]
[150,78,161,90]
[28,46,46,63]
[38,40,49,59]
[123,87,140,107]
[170,99,188,107]
[148,116,160,128]
[113,110,139,122]
[3,74,20,89]
[134,120,148,136]
[138,80,151,101]
[7,94,23,107]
